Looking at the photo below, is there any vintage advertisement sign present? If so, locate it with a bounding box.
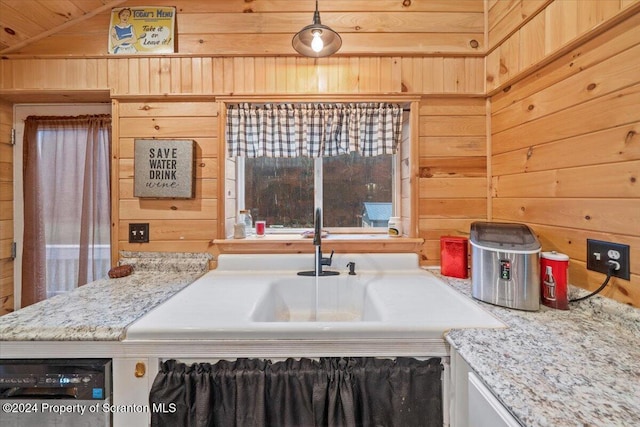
[134,139,195,198]
[108,6,176,54]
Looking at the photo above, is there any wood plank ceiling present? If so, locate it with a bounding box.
[0,0,485,56]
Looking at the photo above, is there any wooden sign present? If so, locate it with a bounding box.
[108,6,176,54]
[134,139,195,198]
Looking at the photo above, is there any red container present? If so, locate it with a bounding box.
[440,236,469,279]
[540,251,569,310]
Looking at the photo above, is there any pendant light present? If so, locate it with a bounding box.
[292,0,342,58]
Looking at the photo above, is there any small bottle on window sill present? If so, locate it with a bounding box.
[239,210,253,236]
[388,217,402,237]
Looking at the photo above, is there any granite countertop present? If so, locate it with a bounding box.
[438,271,640,427]
[2,252,638,426]
[0,252,211,341]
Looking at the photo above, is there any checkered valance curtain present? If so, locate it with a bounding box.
[226,103,402,158]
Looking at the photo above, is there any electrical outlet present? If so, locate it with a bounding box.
[129,223,149,243]
[586,239,630,280]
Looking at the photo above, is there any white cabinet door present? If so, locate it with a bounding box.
[112,358,155,427]
[468,372,521,427]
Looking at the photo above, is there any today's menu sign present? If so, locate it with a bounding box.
[108,6,176,54]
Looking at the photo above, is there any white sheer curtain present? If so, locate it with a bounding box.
[226,103,403,158]
[22,115,111,305]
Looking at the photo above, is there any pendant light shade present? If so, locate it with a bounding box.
[292,0,341,58]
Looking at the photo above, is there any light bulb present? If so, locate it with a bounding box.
[311,30,324,53]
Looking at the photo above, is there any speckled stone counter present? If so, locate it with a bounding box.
[437,271,640,427]
[0,252,211,341]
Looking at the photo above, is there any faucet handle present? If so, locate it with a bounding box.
[321,250,335,266]
[347,262,356,275]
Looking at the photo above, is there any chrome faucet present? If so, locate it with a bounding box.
[298,208,339,276]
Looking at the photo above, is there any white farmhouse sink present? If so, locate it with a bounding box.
[250,276,384,322]
[124,253,505,341]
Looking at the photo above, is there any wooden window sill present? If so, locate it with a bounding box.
[213,234,424,254]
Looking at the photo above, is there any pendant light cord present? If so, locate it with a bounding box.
[569,261,617,303]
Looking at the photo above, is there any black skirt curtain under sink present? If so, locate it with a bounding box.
[149,357,443,427]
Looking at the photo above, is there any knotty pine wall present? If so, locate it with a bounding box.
[4,0,484,57]
[418,98,487,265]
[486,0,638,93]
[489,9,640,306]
[115,101,219,265]
[0,101,12,315]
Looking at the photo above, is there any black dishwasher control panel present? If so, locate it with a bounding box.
[0,358,111,400]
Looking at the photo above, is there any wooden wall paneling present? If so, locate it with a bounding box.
[136,58,150,94]
[488,0,639,94]
[181,11,484,35]
[169,57,181,94]
[118,198,218,222]
[492,122,640,177]
[518,11,545,70]
[0,54,486,97]
[419,136,486,157]
[485,98,492,221]
[3,0,482,56]
[118,102,219,118]
[116,100,219,261]
[418,97,487,266]
[401,58,419,93]
[118,117,217,138]
[544,0,579,54]
[419,198,487,219]
[464,57,483,94]
[492,43,640,134]
[577,0,622,35]
[492,83,640,155]
[492,198,638,236]
[492,10,640,110]
[419,177,487,198]
[419,157,487,178]
[419,98,486,115]
[127,59,140,95]
[488,0,551,51]
[0,61,10,89]
[493,161,640,199]
[422,58,444,93]
[420,115,486,136]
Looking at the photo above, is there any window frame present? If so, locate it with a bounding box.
[221,98,417,240]
[237,154,400,234]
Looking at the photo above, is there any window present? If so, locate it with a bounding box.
[226,102,408,235]
[244,153,395,230]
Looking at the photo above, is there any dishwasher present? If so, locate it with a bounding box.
[0,358,112,427]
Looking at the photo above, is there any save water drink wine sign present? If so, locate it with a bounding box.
[108,6,176,54]
[134,139,195,198]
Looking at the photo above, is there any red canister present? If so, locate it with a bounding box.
[440,236,469,279]
[540,251,569,310]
